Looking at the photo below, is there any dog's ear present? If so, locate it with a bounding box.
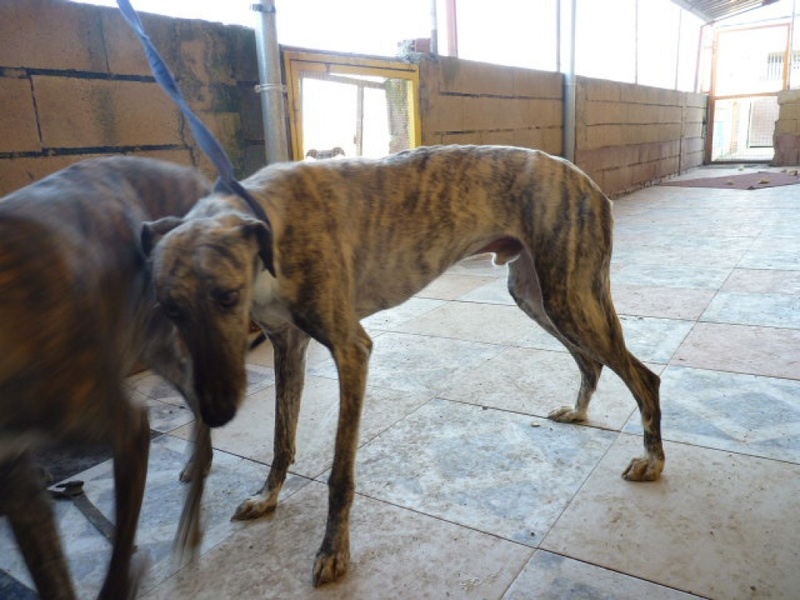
[141,216,184,257]
[240,220,275,277]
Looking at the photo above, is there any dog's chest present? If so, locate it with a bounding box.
[251,271,290,321]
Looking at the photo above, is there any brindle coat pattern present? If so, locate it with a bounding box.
[0,157,211,600]
[143,144,664,587]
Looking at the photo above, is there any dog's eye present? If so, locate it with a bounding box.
[215,289,240,309]
[159,300,184,321]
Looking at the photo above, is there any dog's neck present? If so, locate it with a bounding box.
[188,192,257,221]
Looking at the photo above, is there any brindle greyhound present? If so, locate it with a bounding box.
[0,157,211,600]
[142,145,664,587]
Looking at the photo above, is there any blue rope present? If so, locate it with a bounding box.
[116,0,275,274]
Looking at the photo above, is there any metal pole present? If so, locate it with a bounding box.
[562,0,577,162]
[253,0,289,164]
[789,0,797,89]
[430,0,439,56]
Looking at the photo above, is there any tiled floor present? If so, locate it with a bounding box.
[2,165,800,599]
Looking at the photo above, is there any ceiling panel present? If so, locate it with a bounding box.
[670,0,781,22]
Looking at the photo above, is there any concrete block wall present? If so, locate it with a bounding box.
[0,0,264,196]
[575,77,706,195]
[2,1,707,198]
[774,90,800,166]
[419,56,564,155]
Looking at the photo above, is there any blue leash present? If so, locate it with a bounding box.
[116,0,275,275]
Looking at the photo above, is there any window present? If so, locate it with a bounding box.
[455,0,558,72]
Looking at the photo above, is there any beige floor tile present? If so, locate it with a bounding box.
[309,331,507,395]
[362,296,446,331]
[354,398,618,545]
[701,291,800,329]
[672,322,800,380]
[612,283,715,320]
[504,550,703,599]
[541,434,800,599]
[721,268,800,295]
[171,375,433,479]
[390,301,540,346]
[142,481,532,600]
[439,345,655,431]
[416,272,498,300]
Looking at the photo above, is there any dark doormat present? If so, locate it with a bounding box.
[661,170,800,190]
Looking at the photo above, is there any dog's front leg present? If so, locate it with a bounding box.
[233,323,310,520]
[313,326,373,587]
[98,402,150,600]
[1,453,76,600]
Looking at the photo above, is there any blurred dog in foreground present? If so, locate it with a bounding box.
[0,157,210,600]
[142,144,664,587]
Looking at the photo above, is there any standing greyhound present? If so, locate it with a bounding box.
[142,145,664,586]
[0,157,211,600]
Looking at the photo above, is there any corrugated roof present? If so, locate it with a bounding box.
[670,0,781,22]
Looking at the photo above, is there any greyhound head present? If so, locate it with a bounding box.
[142,213,271,427]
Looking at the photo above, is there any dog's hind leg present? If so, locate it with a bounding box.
[511,251,664,481]
[313,324,373,587]
[508,251,604,423]
[0,453,76,600]
[233,322,310,520]
[98,400,150,600]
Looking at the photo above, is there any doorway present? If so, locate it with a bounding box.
[283,50,421,161]
[708,23,789,163]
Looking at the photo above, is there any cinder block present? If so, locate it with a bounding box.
[779,104,800,121]
[580,77,621,103]
[513,69,563,99]
[175,22,237,88]
[513,127,544,150]
[584,101,626,126]
[585,124,622,150]
[479,130,516,146]
[539,127,563,155]
[527,99,562,127]
[227,27,259,83]
[422,94,464,133]
[0,0,106,71]
[440,132,482,145]
[462,96,493,130]
[0,76,40,153]
[463,96,523,131]
[437,57,515,96]
[684,93,708,109]
[189,111,244,177]
[774,133,800,151]
[240,87,265,141]
[101,9,177,77]
[775,120,799,135]
[777,90,800,104]
[33,76,183,148]
[600,165,632,196]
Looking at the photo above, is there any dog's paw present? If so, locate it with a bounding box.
[622,456,663,482]
[231,494,277,521]
[179,463,193,483]
[547,406,587,423]
[312,548,349,587]
[178,458,211,483]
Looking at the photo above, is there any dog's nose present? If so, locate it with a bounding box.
[201,403,236,428]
